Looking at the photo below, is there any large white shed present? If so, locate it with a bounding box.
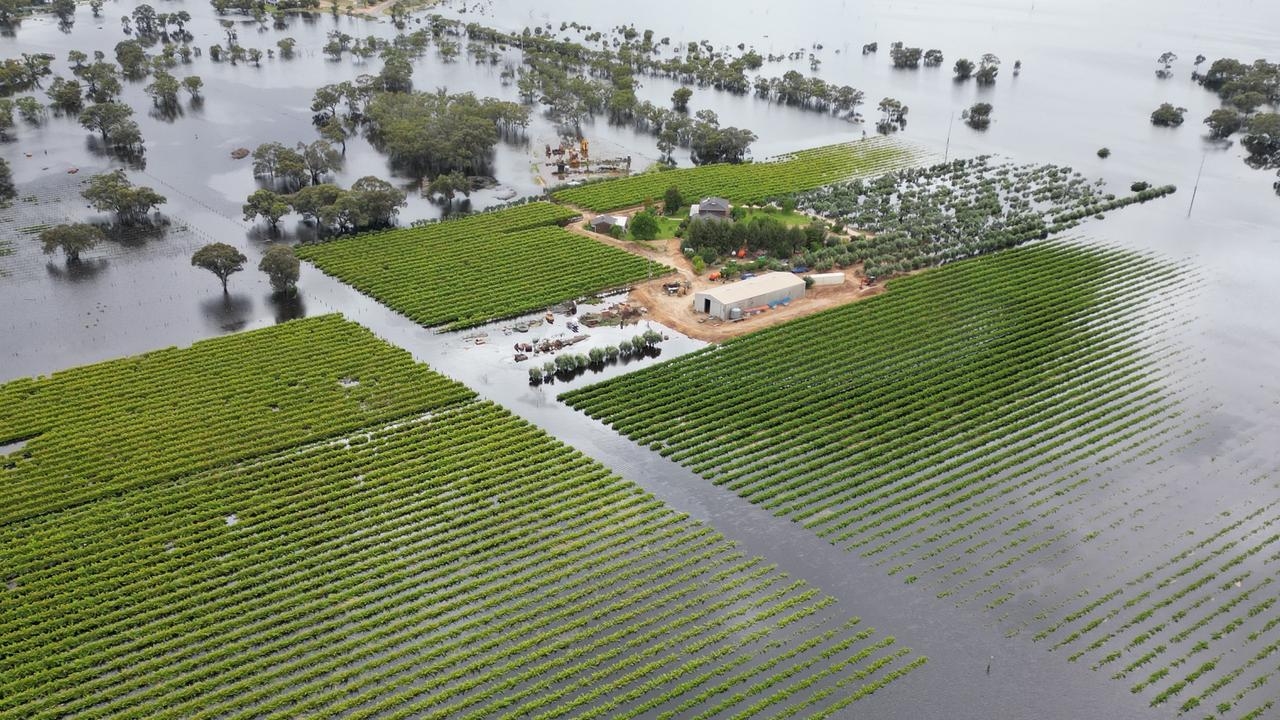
[694,273,806,319]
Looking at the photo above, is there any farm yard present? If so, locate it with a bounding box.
[297,202,671,330]
[552,138,927,212]
[0,315,924,718]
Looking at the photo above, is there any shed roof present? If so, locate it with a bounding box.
[699,197,731,212]
[591,214,627,228]
[697,272,805,305]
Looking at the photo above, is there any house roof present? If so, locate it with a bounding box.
[699,197,731,212]
[696,272,805,305]
[592,214,627,228]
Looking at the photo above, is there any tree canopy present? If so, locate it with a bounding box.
[1150,103,1187,127]
[365,90,528,176]
[39,223,105,263]
[191,242,248,292]
[82,170,166,224]
[258,244,300,294]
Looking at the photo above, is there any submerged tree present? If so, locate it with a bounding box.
[1150,103,1187,127]
[144,71,181,109]
[953,58,975,80]
[258,244,300,294]
[192,242,247,293]
[876,97,908,132]
[0,157,15,202]
[963,102,993,130]
[975,54,1000,85]
[1204,108,1244,139]
[243,188,290,229]
[78,101,143,150]
[39,223,104,263]
[365,90,529,176]
[16,96,45,123]
[425,170,471,207]
[671,86,692,112]
[1242,113,1280,167]
[252,142,308,189]
[82,170,166,224]
[298,140,342,185]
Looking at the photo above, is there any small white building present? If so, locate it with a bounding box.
[807,272,845,287]
[589,214,628,234]
[694,272,807,320]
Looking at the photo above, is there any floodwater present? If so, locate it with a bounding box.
[2,0,1279,718]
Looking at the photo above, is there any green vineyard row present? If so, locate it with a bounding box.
[0,315,471,526]
[552,137,925,212]
[296,202,670,330]
[0,316,925,718]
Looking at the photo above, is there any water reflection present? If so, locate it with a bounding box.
[45,257,109,282]
[199,292,254,332]
[269,291,307,323]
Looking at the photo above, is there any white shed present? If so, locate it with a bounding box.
[807,272,845,287]
[694,273,807,319]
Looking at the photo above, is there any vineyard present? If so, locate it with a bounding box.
[0,315,470,526]
[559,241,1280,711]
[796,157,1177,277]
[0,315,925,718]
[296,202,670,330]
[552,137,925,212]
[1037,494,1280,717]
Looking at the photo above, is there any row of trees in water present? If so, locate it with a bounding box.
[1150,53,1280,194]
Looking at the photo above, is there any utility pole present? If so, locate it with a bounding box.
[944,112,955,162]
[1187,153,1207,218]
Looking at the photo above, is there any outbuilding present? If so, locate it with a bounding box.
[807,272,846,287]
[694,272,806,320]
[589,215,628,234]
[689,197,732,221]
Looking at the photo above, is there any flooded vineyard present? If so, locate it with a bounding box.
[2,0,1279,718]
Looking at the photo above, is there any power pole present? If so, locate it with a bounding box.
[944,112,955,162]
[1187,153,1207,218]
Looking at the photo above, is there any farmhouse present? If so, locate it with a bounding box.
[589,214,628,234]
[689,197,732,221]
[694,272,806,320]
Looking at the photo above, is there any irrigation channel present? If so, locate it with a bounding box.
[2,0,1279,717]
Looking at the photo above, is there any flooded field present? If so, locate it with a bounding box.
[2,0,1279,717]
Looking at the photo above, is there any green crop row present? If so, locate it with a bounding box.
[0,315,923,718]
[552,137,924,211]
[0,314,472,526]
[296,202,670,330]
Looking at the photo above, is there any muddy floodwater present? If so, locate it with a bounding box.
[3,0,1280,718]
